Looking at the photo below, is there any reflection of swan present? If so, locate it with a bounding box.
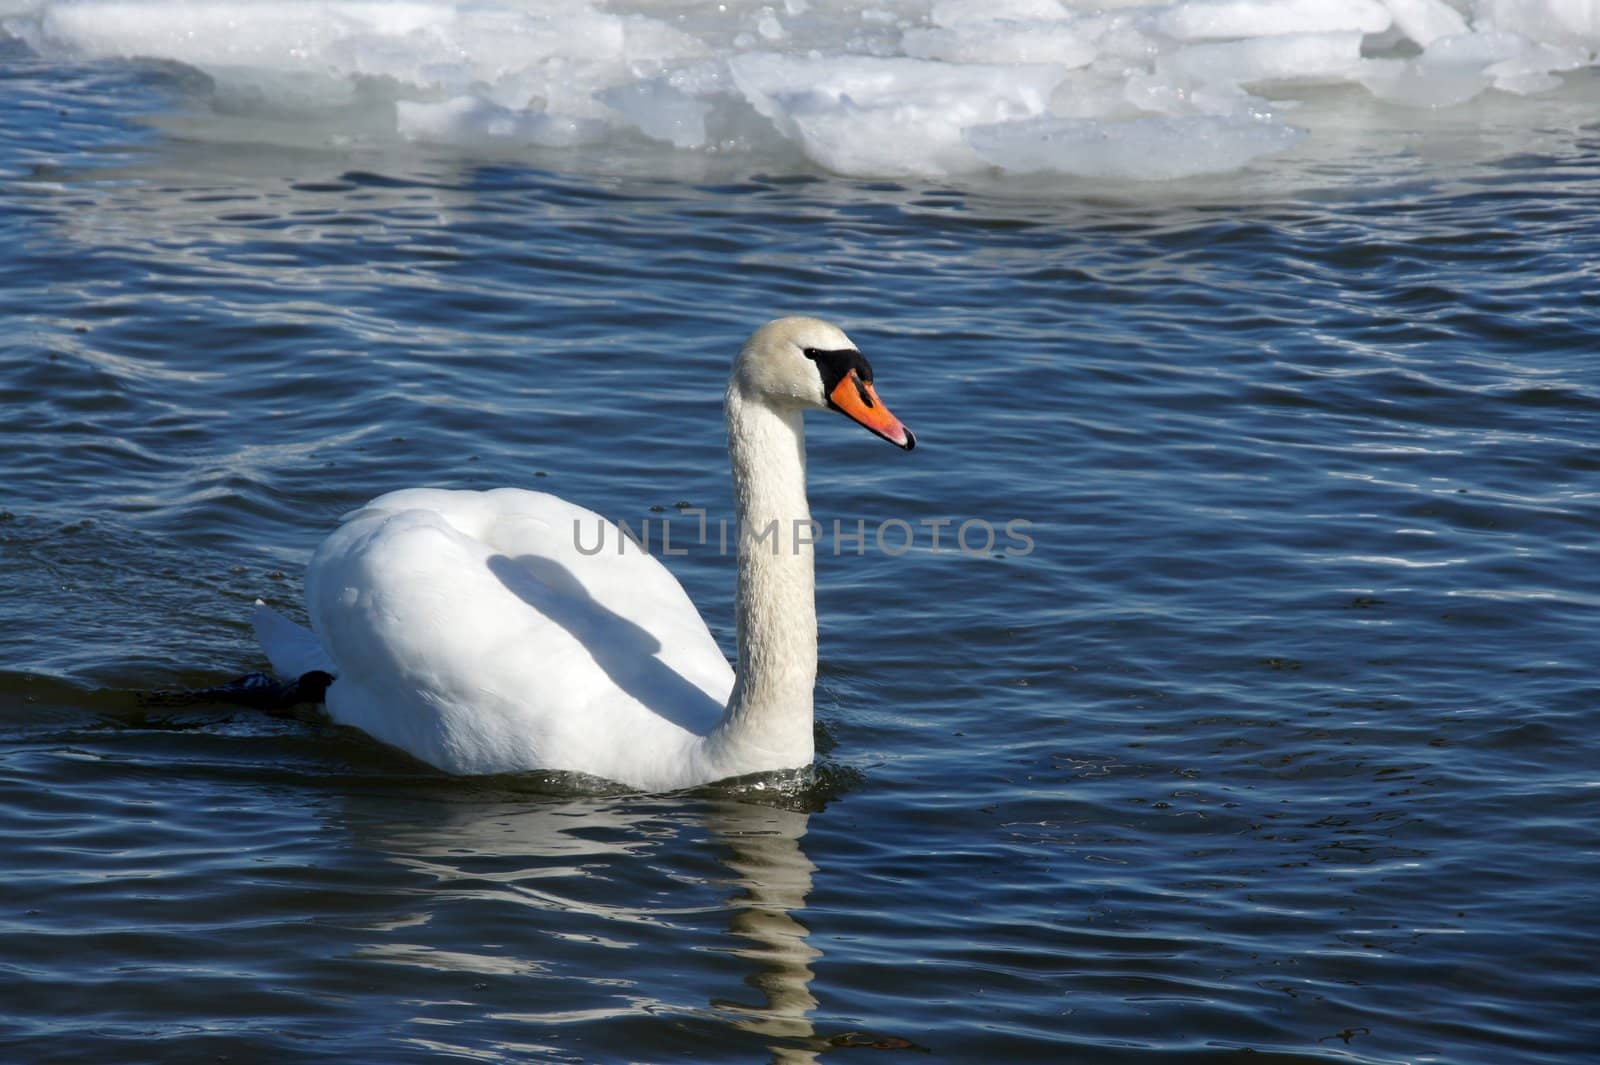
[253,318,913,791]
[705,802,822,1064]
[346,792,822,1056]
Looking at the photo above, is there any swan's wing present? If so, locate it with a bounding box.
[352,487,732,697]
[305,488,734,778]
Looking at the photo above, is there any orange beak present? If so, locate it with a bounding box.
[828,371,915,450]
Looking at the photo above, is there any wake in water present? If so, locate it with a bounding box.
[4,0,1598,181]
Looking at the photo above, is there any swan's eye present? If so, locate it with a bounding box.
[802,346,875,397]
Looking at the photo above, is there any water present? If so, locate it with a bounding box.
[3,32,1600,1065]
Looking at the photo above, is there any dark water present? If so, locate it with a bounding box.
[3,45,1599,1064]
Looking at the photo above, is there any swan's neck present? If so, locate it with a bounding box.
[708,385,817,772]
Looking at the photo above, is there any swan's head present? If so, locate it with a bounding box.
[733,316,915,450]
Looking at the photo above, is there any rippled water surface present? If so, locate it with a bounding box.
[3,45,1599,1065]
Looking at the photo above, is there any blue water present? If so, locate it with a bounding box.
[3,43,1598,1064]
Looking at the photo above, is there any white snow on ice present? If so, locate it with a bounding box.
[4,0,1598,182]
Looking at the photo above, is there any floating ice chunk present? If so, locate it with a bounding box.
[1359,30,1543,106]
[1161,31,1367,87]
[730,53,1063,177]
[966,114,1305,180]
[1478,0,1600,48]
[397,96,609,148]
[13,1,707,100]
[598,77,711,148]
[1382,0,1469,48]
[1073,9,1168,69]
[1123,71,1261,120]
[1155,0,1391,41]
[7,0,1600,182]
[20,0,450,69]
[902,21,1097,66]
[1408,27,1589,96]
[1487,37,1591,93]
[1360,57,1487,107]
[1428,28,1540,63]
[11,0,717,149]
[929,0,1069,27]
[1047,68,1148,120]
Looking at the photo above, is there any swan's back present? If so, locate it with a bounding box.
[300,487,734,783]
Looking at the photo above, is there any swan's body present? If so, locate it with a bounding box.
[252,317,913,791]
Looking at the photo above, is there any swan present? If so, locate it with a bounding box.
[251,317,914,791]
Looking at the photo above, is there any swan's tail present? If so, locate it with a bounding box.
[251,599,336,679]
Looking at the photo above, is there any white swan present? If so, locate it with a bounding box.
[251,317,914,791]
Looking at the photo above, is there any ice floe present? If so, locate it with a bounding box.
[4,0,1598,182]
